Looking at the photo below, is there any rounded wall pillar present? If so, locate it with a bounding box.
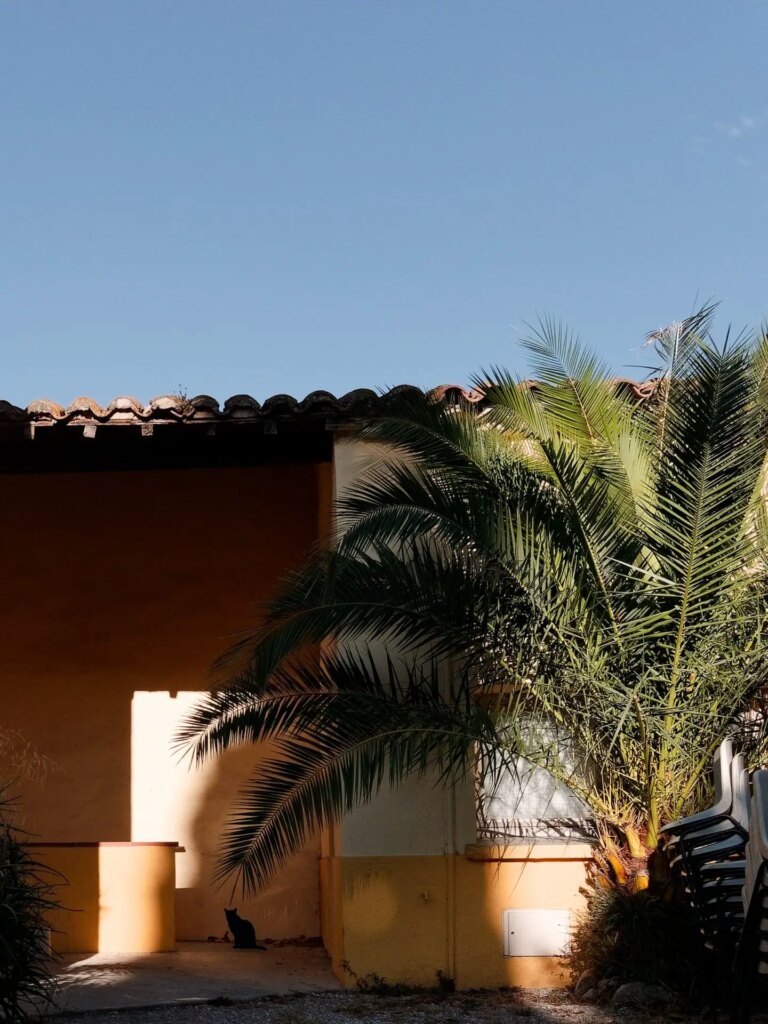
[31,841,177,953]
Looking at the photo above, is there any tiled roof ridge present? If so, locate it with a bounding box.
[0,379,658,426]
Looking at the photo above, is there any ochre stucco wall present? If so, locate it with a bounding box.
[326,847,590,990]
[0,463,327,946]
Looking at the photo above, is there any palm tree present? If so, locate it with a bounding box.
[179,306,768,895]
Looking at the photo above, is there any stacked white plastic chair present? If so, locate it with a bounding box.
[661,740,750,958]
[730,770,768,1024]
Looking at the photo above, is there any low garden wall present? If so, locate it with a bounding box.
[31,841,177,953]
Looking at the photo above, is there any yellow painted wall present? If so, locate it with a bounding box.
[453,847,590,989]
[333,855,450,987]
[319,853,344,968]
[34,843,176,954]
[0,464,328,943]
[327,847,591,990]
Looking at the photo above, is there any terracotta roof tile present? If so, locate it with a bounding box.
[0,380,657,429]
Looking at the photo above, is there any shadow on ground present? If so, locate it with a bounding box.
[50,940,338,1014]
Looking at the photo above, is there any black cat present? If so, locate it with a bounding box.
[224,908,266,950]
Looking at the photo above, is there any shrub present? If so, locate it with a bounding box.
[0,798,59,1021]
[569,879,699,992]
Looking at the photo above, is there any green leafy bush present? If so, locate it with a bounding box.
[0,801,59,1021]
[570,879,699,992]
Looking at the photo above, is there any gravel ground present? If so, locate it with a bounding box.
[50,988,713,1024]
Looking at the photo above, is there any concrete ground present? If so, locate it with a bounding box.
[51,941,339,1014]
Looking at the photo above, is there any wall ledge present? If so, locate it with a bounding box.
[28,841,180,848]
[464,841,594,862]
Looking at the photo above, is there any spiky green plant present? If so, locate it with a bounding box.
[0,794,60,1021]
[179,305,768,896]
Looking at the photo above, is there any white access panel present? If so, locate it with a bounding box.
[502,909,572,957]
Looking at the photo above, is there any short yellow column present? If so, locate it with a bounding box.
[33,842,177,953]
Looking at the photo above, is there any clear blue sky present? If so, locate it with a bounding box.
[2,1,768,405]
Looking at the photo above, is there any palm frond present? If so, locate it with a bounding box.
[209,655,498,893]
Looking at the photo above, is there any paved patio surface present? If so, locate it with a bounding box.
[51,941,339,1014]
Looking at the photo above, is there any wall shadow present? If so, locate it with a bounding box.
[176,727,322,943]
[1,459,328,953]
[28,844,100,955]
